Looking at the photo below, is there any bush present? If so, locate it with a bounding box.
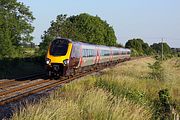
[0,56,45,79]
[153,89,176,120]
[148,60,164,81]
[178,53,180,57]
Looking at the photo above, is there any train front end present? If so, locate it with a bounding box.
[46,38,72,77]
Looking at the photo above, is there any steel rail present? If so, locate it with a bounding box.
[0,73,46,90]
[0,80,31,89]
[0,80,51,97]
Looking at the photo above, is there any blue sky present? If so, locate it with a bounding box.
[18,0,180,48]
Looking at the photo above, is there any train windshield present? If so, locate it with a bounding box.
[50,39,69,56]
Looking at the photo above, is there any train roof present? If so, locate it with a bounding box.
[53,37,131,51]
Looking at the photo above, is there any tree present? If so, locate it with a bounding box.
[39,13,117,55]
[125,38,154,56]
[0,0,35,58]
[115,43,124,48]
[151,42,172,55]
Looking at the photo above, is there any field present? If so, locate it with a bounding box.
[13,57,180,120]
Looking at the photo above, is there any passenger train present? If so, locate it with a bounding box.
[46,38,131,77]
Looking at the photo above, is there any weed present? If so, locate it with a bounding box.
[148,60,164,81]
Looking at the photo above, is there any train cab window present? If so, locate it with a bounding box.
[50,39,69,56]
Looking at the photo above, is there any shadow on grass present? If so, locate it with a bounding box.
[0,56,46,80]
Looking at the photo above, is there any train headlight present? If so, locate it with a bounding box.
[63,59,69,65]
[46,58,51,64]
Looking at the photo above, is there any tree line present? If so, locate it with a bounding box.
[125,38,173,57]
[0,0,178,60]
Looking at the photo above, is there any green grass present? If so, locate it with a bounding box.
[12,57,180,120]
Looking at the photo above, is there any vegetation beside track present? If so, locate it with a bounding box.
[0,56,45,79]
[12,57,180,120]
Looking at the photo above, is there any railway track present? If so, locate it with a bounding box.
[0,73,47,90]
[0,57,147,106]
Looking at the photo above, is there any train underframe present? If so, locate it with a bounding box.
[46,58,130,79]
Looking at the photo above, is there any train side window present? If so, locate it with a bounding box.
[85,49,86,57]
[87,49,89,57]
[93,50,95,57]
[89,49,91,57]
[83,49,85,57]
[83,49,88,57]
[86,49,88,57]
[121,51,124,55]
[88,49,90,57]
[90,49,93,57]
[104,50,108,56]
[101,50,103,56]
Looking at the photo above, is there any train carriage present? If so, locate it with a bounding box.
[80,43,97,67]
[111,47,121,61]
[98,45,111,64]
[46,38,131,78]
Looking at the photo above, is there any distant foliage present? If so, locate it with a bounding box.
[125,38,154,56]
[125,39,173,57]
[151,42,172,56]
[0,0,35,59]
[39,13,117,55]
[115,43,124,48]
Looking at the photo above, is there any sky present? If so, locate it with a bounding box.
[17,0,180,48]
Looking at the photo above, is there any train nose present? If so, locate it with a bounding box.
[52,65,59,71]
[51,63,64,75]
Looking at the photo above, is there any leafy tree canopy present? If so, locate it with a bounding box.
[150,42,172,55]
[125,38,154,56]
[0,0,35,58]
[39,13,117,54]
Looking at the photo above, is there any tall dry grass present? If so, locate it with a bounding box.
[95,57,180,115]
[13,77,152,120]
